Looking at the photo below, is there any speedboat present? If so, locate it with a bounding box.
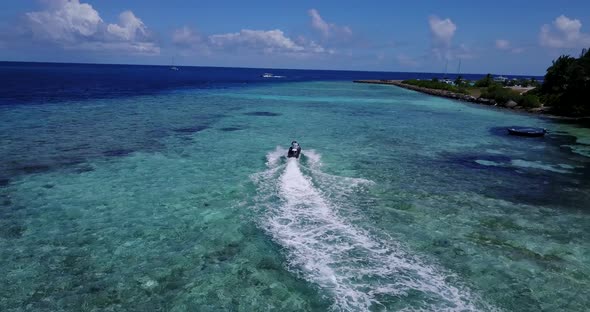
[287,141,301,158]
[507,126,547,137]
[261,73,285,78]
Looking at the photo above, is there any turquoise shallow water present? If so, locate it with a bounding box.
[1,81,590,311]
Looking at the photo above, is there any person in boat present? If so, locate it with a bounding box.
[287,141,301,158]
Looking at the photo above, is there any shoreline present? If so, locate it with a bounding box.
[353,79,542,110]
[353,80,589,121]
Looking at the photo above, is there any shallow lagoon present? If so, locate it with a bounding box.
[1,80,589,311]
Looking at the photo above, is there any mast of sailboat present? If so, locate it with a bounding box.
[170,55,179,70]
[457,59,461,76]
[443,59,448,78]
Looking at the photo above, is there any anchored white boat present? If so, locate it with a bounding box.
[261,73,285,78]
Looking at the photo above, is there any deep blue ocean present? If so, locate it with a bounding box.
[0,62,540,106]
[1,62,588,311]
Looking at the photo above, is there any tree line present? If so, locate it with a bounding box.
[402,48,589,116]
[537,48,590,116]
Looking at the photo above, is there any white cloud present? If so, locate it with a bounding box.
[24,0,159,55]
[172,26,208,54]
[106,11,148,41]
[173,27,329,56]
[495,39,524,54]
[495,39,510,50]
[429,15,456,47]
[26,0,102,42]
[172,26,202,46]
[308,9,352,38]
[428,15,456,60]
[511,47,524,54]
[540,15,590,48]
[171,9,336,59]
[454,43,476,59]
[209,29,305,53]
[295,36,332,54]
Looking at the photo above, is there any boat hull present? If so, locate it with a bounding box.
[287,148,301,158]
[507,127,547,137]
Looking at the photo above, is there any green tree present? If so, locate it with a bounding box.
[541,55,577,95]
[517,78,529,87]
[475,73,493,87]
[520,94,541,108]
[540,48,590,116]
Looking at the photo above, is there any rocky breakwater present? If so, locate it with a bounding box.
[354,80,485,104]
[353,80,550,114]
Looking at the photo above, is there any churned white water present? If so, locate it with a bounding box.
[252,148,496,311]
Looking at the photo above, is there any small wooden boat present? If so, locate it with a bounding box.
[507,126,547,137]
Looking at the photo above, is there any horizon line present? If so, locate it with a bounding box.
[0,60,545,78]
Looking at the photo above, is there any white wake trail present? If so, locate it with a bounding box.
[252,148,496,311]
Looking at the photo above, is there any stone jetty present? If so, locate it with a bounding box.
[353,80,495,105]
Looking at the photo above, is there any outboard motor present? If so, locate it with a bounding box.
[287,141,301,158]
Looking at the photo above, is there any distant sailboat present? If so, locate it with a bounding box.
[170,56,179,71]
[455,59,462,84]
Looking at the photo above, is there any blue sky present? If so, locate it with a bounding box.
[1,0,590,75]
